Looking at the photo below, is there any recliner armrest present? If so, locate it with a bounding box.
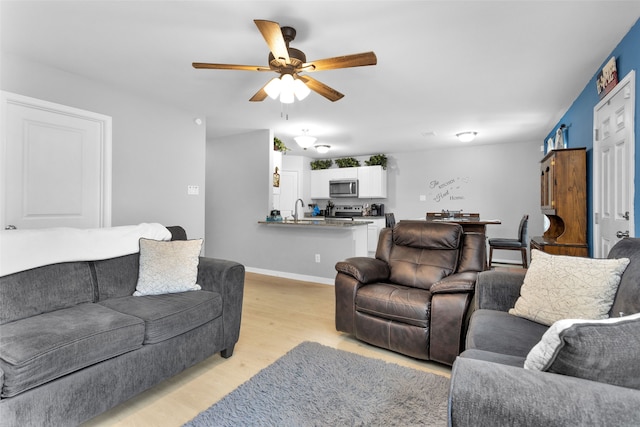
[449,357,640,427]
[335,257,390,284]
[430,272,477,294]
[475,270,526,311]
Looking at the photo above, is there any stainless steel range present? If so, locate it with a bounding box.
[332,205,364,218]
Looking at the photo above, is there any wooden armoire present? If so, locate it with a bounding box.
[530,147,589,257]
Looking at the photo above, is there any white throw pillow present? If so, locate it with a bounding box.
[134,238,203,296]
[508,250,629,326]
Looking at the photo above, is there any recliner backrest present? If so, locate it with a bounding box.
[376,221,463,290]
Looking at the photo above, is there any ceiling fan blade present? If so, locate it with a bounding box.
[192,62,272,72]
[302,51,377,72]
[297,75,344,102]
[249,84,269,102]
[254,19,290,66]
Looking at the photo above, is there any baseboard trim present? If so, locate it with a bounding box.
[245,267,335,285]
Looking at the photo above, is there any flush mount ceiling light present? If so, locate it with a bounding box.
[264,73,311,104]
[294,129,317,149]
[456,131,478,143]
[315,145,331,154]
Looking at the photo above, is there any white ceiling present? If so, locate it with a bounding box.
[2,1,640,158]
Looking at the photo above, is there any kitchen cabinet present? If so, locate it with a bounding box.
[310,169,331,199]
[310,165,387,199]
[367,217,387,255]
[358,166,387,198]
[531,148,588,257]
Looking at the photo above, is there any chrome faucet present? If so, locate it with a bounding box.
[294,198,304,221]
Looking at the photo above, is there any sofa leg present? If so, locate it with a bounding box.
[221,345,235,358]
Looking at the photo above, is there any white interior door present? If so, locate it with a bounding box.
[593,70,635,257]
[1,92,112,230]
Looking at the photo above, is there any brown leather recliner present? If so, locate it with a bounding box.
[335,221,486,365]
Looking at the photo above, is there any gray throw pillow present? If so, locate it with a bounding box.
[525,313,640,390]
[134,238,202,296]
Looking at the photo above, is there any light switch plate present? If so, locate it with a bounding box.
[187,185,199,195]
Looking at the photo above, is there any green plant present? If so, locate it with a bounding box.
[310,159,333,170]
[335,157,361,168]
[365,154,388,169]
[273,137,290,153]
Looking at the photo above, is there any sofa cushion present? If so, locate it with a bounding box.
[0,262,95,325]
[99,290,222,344]
[524,313,640,390]
[355,283,431,327]
[509,250,630,326]
[94,253,140,300]
[465,309,548,358]
[0,303,144,398]
[134,238,203,296]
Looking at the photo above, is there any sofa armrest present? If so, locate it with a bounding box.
[449,357,640,427]
[475,270,526,311]
[431,272,477,294]
[197,257,245,355]
[335,257,390,284]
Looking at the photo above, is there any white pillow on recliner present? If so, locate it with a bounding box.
[509,250,629,326]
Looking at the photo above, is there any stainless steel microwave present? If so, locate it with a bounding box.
[329,179,358,198]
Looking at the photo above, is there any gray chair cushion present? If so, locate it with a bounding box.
[459,348,526,367]
[0,303,144,398]
[99,290,222,344]
[466,309,548,358]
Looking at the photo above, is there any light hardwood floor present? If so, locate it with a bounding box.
[83,272,452,426]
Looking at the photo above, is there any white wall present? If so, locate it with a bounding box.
[385,140,544,262]
[1,53,206,238]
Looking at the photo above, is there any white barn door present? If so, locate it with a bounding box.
[0,92,112,230]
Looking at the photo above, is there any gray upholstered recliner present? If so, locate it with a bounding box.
[448,237,640,426]
[334,221,486,365]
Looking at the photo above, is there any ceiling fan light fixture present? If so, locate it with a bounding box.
[264,77,282,99]
[315,144,331,154]
[294,129,317,149]
[293,78,310,101]
[279,74,295,104]
[456,131,478,143]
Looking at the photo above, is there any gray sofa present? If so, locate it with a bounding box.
[0,226,245,427]
[449,238,640,426]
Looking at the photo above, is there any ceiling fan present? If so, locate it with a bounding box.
[192,19,377,102]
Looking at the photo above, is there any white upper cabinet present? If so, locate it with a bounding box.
[310,169,332,199]
[310,165,387,199]
[357,166,387,198]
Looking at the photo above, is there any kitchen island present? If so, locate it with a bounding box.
[256,217,371,283]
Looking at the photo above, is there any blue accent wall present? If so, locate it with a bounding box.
[546,18,640,252]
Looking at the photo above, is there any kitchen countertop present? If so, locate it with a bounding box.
[258,218,373,227]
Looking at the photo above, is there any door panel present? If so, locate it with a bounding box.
[594,71,635,257]
[1,92,112,229]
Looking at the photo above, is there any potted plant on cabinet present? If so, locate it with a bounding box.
[365,154,387,169]
[310,159,333,170]
[335,157,361,168]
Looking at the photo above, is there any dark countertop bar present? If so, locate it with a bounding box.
[258,218,372,227]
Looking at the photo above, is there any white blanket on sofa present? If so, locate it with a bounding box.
[0,223,172,277]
